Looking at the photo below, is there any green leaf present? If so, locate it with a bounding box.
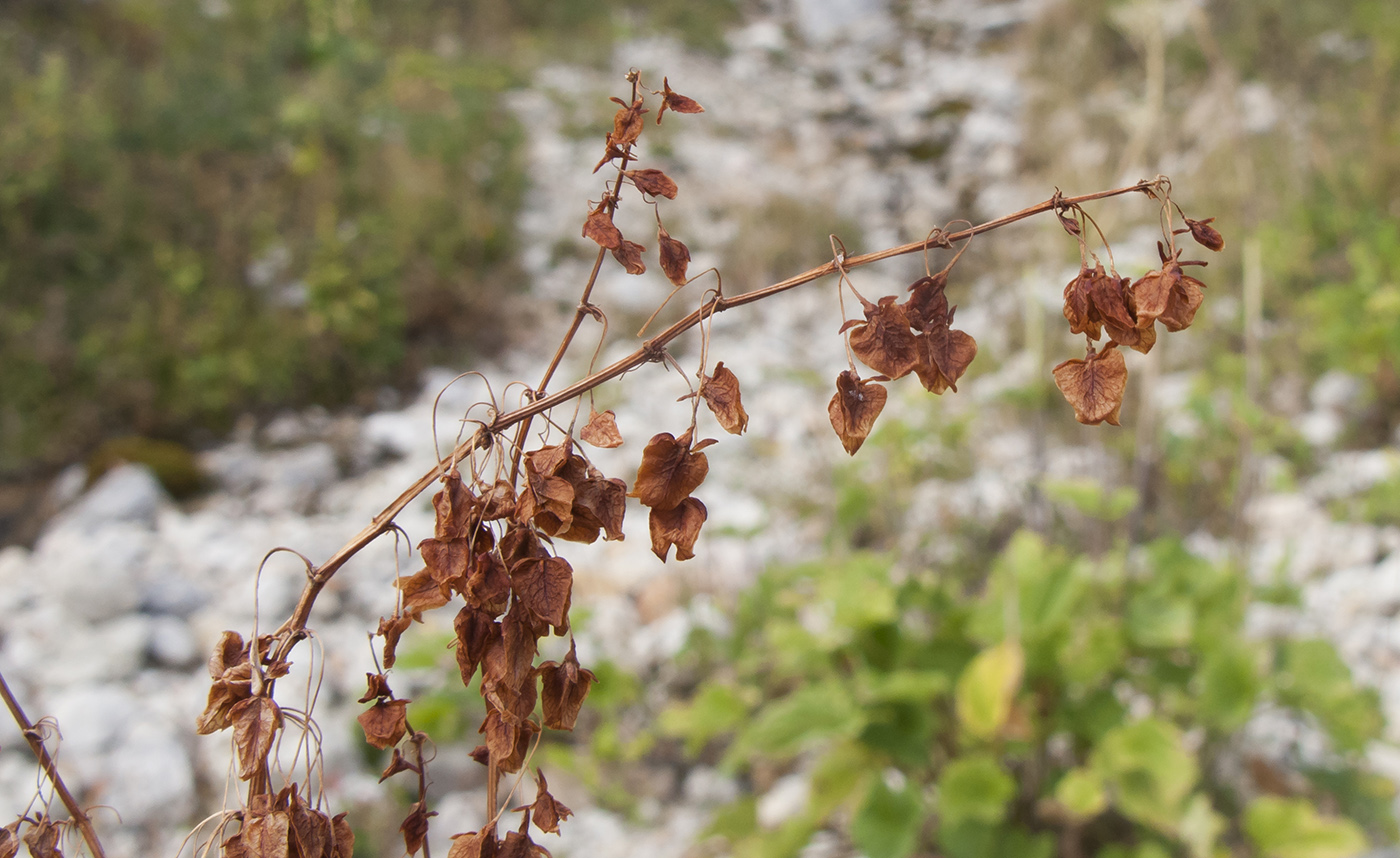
[1277,639,1385,751]
[1126,595,1195,648]
[851,778,923,858]
[955,639,1024,741]
[938,755,1015,827]
[1092,718,1198,831]
[1178,793,1225,858]
[725,681,862,765]
[658,683,751,756]
[861,669,950,704]
[1043,478,1139,521]
[1198,643,1261,731]
[1244,797,1369,858]
[1053,767,1107,820]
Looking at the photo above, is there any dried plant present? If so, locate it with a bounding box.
[1,68,1223,857]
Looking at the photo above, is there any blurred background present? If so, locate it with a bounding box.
[2,0,1400,856]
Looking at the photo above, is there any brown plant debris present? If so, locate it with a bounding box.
[357,698,409,750]
[580,409,624,448]
[1053,342,1128,426]
[828,370,888,455]
[630,429,712,511]
[701,362,749,435]
[624,169,678,199]
[537,640,596,731]
[657,224,691,286]
[657,77,704,123]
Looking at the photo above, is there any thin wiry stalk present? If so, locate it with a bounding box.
[0,669,108,858]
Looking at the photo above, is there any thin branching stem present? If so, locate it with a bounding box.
[0,669,108,858]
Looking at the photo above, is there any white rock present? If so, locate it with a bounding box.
[758,772,811,828]
[57,463,168,530]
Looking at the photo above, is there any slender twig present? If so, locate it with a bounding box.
[267,178,1159,654]
[0,669,108,858]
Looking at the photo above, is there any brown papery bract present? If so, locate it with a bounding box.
[511,556,574,634]
[649,497,707,562]
[580,408,624,448]
[582,203,622,250]
[357,698,409,750]
[449,830,498,858]
[394,569,452,620]
[701,362,749,435]
[630,430,711,511]
[1186,216,1225,252]
[537,640,596,731]
[400,801,436,857]
[21,816,61,858]
[657,77,704,123]
[529,769,573,836]
[624,168,678,199]
[828,370,888,455]
[609,96,648,147]
[1053,342,1128,426]
[657,224,691,286]
[610,239,647,275]
[378,613,413,670]
[231,696,282,781]
[843,295,919,379]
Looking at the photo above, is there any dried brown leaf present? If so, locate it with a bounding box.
[1053,343,1128,426]
[1186,217,1225,252]
[624,168,678,200]
[511,556,573,634]
[357,698,409,750]
[0,823,17,858]
[1061,267,1101,340]
[538,640,596,731]
[231,696,282,781]
[400,801,436,857]
[913,327,978,394]
[359,672,393,704]
[454,607,500,687]
[502,608,541,690]
[449,830,498,858]
[610,96,648,146]
[288,787,330,858]
[827,370,887,455]
[1159,272,1205,332]
[481,708,538,773]
[530,769,574,836]
[657,224,691,287]
[465,550,511,614]
[566,474,627,543]
[649,497,707,562]
[582,203,622,250]
[21,817,61,858]
[657,77,704,123]
[432,473,483,539]
[240,810,290,858]
[379,747,420,783]
[701,362,749,435]
[196,675,253,734]
[904,273,950,332]
[610,239,647,275]
[379,613,413,670]
[209,630,248,680]
[331,812,355,858]
[395,568,451,620]
[483,480,518,521]
[630,430,710,511]
[1128,267,1177,329]
[580,409,624,448]
[420,536,472,588]
[500,525,548,567]
[846,295,920,379]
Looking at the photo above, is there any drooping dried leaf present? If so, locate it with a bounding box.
[538,640,597,731]
[1062,267,1101,339]
[648,497,707,562]
[1104,315,1157,354]
[483,480,518,521]
[845,295,919,379]
[481,640,540,723]
[420,536,472,588]
[0,822,18,858]
[527,440,572,476]
[1159,272,1206,332]
[610,239,647,275]
[511,556,574,634]
[454,607,500,687]
[378,613,413,670]
[610,96,648,146]
[916,314,978,393]
[21,817,60,858]
[516,470,574,537]
[433,473,483,539]
[395,568,451,620]
[360,672,392,704]
[209,630,248,680]
[448,830,498,858]
[592,137,626,174]
[288,787,330,858]
[624,168,678,199]
[580,409,624,448]
[827,370,887,455]
[530,769,574,835]
[657,77,704,123]
[331,812,355,858]
[465,551,511,614]
[566,474,627,543]
[1186,216,1225,251]
[500,525,548,567]
[231,696,282,781]
[481,709,539,773]
[379,746,420,783]
[400,801,436,857]
[222,832,248,858]
[498,830,552,858]
[1128,267,1178,329]
[502,609,541,690]
[1086,265,1137,333]
[657,224,691,286]
[701,362,748,435]
[357,698,409,750]
[240,809,290,858]
[630,430,709,511]
[904,272,950,332]
[1053,343,1128,426]
[196,674,253,734]
[582,203,622,250]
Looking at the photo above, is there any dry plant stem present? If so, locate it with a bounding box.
[267,179,1159,657]
[0,669,108,858]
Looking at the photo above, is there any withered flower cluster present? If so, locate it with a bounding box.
[1053,198,1223,425]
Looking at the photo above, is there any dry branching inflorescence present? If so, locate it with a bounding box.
[0,68,1223,857]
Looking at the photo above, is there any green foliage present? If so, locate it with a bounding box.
[0,0,736,474]
[664,531,1394,857]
